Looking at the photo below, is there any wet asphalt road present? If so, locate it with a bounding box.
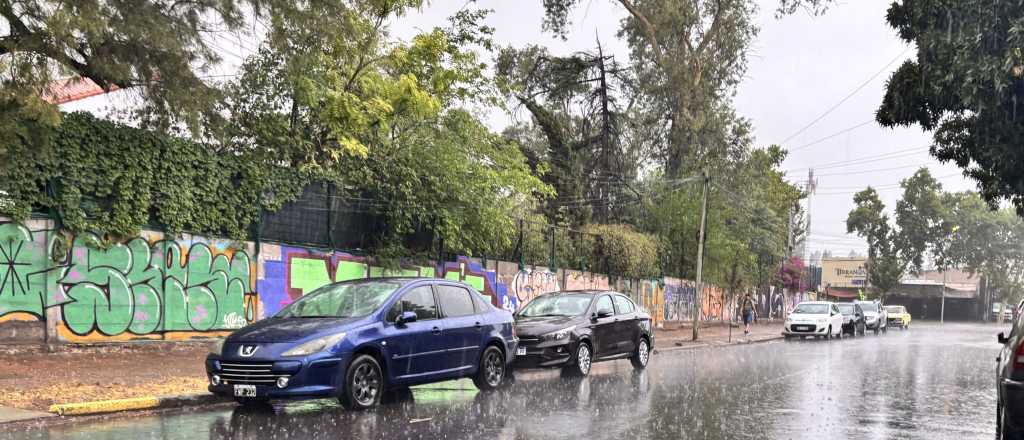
[1,322,1003,440]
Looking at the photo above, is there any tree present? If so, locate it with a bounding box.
[541,0,758,176]
[846,168,948,300]
[0,0,256,132]
[875,0,1024,214]
[495,42,636,226]
[222,7,551,255]
[941,192,1024,305]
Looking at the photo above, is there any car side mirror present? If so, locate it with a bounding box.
[594,309,613,320]
[999,332,1009,344]
[396,311,418,327]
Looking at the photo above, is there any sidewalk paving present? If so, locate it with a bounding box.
[0,322,783,416]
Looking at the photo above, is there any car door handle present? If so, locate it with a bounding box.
[474,321,482,329]
[431,326,442,335]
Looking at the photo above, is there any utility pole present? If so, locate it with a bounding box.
[941,269,946,324]
[693,172,710,341]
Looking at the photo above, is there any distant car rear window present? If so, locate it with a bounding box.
[836,304,855,314]
[793,304,829,314]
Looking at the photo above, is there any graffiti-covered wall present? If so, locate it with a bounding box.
[2,217,736,345]
[0,219,256,343]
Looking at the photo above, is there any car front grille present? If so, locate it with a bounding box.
[518,336,542,346]
[219,362,277,385]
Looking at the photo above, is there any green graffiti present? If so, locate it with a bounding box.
[289,258,334,297]
[336,261,367,281]
[0,223,63,319]
[59,234,252,336]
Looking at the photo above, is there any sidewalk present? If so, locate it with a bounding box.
[0,322,783,414]
[654,321,783,351]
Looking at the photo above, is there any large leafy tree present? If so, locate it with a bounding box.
[875,0,1024,214]
[223,6,550,255]
[941,192,1024,305]
[846,168,948,299]
[0,0,255,132]
[541,0,758,176]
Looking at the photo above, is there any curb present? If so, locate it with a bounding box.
[48,393,229,417]
[653,335,783,355]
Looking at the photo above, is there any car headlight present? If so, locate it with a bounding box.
[209,339,225,356]
[282,333,347,357]
[544,326,576,341]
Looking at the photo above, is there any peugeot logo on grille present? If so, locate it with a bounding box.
[239,345,259,357]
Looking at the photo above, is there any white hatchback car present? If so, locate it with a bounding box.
[783,301,845,340]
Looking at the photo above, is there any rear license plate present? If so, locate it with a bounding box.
[516,347,527,356]
[233,385,257,397]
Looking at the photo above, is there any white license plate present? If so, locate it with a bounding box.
[516,347,527,356]
[233,385,257,397]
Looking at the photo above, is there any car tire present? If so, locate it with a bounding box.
[564,342,593,377]
[1001,400,1024,440]
[339,354,384,410]
[825,327,832,341]
[882,324,887,334]
[473,345,506,391]
[630,338,651,370]
[874,325,880,335]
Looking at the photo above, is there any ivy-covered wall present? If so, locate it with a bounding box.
[0,112,306,240]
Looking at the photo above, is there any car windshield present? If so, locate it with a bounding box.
[275,281,403,319]
[885,306,903,314]
[836,304,855,315]
[792,304,829,314]
[518,295,593,317]
[855,302,877,312]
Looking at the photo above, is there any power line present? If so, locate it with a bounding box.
[778,47,911,145]
[788,120,874,152]
[785,146,929,174]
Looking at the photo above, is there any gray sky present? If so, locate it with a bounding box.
[63,0,976,259]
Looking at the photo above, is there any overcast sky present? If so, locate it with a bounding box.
[63,0,977,260]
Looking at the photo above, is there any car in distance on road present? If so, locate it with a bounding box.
[885,305,911,329]
[855,300,888,334]
[206,278,517,410]
[782,301,845,340]
[996,299,1024,440]
[513,291,653,376]
[837,302,866,336]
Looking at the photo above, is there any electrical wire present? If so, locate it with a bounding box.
[778,47,911,146]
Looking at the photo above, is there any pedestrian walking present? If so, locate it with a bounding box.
[741,293,756,336]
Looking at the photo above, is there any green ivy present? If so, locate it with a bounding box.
[0,112,308,239]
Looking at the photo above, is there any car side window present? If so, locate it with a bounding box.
[436,285,476,318]
[613,295,635,315]
[595,295,614,315]
[389,286,438,322]
[469,288,491,312]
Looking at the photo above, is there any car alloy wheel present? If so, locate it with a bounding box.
[473,345,505,390]
[575,343,593,376]
[631,339,650,369]
[340,355,383,410]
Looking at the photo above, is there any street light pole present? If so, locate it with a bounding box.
[941,269,946,324]
[693,172,710,341]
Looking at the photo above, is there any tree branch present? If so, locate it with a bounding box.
[615,0,665,67]
[696,0,725,55]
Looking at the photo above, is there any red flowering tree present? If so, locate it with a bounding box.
[779,256,807,292]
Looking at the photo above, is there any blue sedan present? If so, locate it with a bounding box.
[206,278,517,409]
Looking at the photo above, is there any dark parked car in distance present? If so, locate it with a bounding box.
[997,299,1024,440]
[837,302,866,336]
[513,290,653,376]
[206,278,517,410]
